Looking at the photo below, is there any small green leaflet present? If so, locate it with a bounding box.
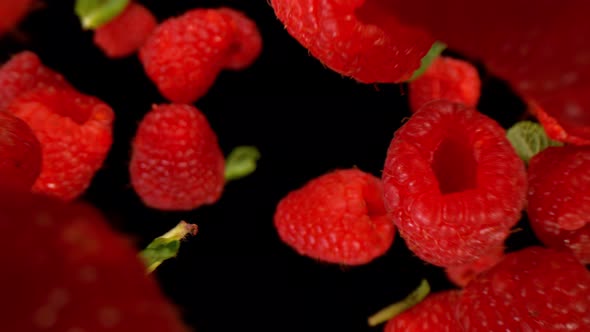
[75,0,130,30]
[506,121,563,164]
[407,41,447,81]
[139,221,198,274]
[367,279,431,326]
[224,146,261,182]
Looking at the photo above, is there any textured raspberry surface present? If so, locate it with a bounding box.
[269,0,435,83]
[384,290,461,332]
[274,168,395,265]
[527,145,590,264]
[8,87,114,201]
[94,2,157,59]
[0,0,33,36]
[130,104,225,211]
[0,111,41,191]
[382,101,527,267]
[409,56,481,113]
[139,9,233,103]
[218,7,262,70]
[0,51,70,111]
[382,0,590,142]
[445,245,504,287]
[0,190,190,332]
[457,247,590,331]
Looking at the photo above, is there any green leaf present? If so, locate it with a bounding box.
[506,121,563,164]
[367,279,431,326]
[224,146,261,182]
[407,41,447,81]
[75,0,130,30]
[139,221,198,274]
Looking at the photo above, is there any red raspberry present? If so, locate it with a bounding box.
[0,111,41,191]
[384,290,461,332]
[0,190,190,332]
[381,101,527,267]
[274,169,394,265]
[269,0,435,83]
[527,145,590,264]
[218,7,262,70]
[8,87,114,201]
[130,104,225,211]
[139,9,233,103]
[0,0,33,36]
[457,246,590,331]
[445,245,504,287]
[409,56,481,113]
[93,2,158,59]
[528,101,590,146]
[0,51,70,111]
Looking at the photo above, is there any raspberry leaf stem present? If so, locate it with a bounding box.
[506,121,563,164]
[139,221,198,274]
[224,146,261,181]
[408,41,447,81]
[75,0,130,30]
[367,279,430,326]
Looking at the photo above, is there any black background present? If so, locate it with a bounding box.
[1,1,541,331]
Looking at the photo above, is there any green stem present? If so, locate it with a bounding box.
[139,221,198,274]
[407,41,447,81]
[224,146,261,182]
[367,279,431,326]
[75,0,130,30]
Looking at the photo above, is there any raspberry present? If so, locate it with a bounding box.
[528,101,590,146]
[457,246,590,331]
[0,0,33,36]
[381,101,527,267]
[409,56,481,113]
[218,7,263,70]
[384,290,461,332]
[445,245,504,287]
[269,0,435,83]
[93,2,158,59]
[130,104,225,211]
[0,51,70,111]
[527,145,590,264]
[274,168,395,265]
[8,87,114,201]
[0,190,190,332]
[139,9,234,103]
[0,111,41,191]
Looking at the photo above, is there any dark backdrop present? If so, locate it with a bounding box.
[1,1,539,331]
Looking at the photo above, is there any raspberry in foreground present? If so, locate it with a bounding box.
[0,111,42,191]
[409,56,481,112]
[269,0,435,83]
[218,7,263,70]
[527,145,590,264]
[274,168,395,265]
[381,101,527,267]
[0,190,190,332]
[445,245,504,287]
[8,87,114,201]
[139,8,234,103]
[130,104,225,211]
[93,2,158,59]
[457,246,590,331]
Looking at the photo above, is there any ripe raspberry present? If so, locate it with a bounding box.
[528,101,590,146]
[0,0,33,36]
[218,8,262,70]
[445,245,504,287]
[8,87,114,201]
[384,290,461,332]
[409,56,481,113]
[381,101,527,267]
[269,0,435,83]
[0,190,190,332]
[457,246,590,331]
[0,111,41,191]
[93,2,158,59]
[0,51,70,111]
[139,9,233,103]
[527,145,590,264]
[274,169,395,265]
[130,104,225,211]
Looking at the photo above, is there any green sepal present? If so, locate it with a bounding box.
[506,121,563,164]
[75,0,130,30]
[224,146,261,182]
[407,41,447,81]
